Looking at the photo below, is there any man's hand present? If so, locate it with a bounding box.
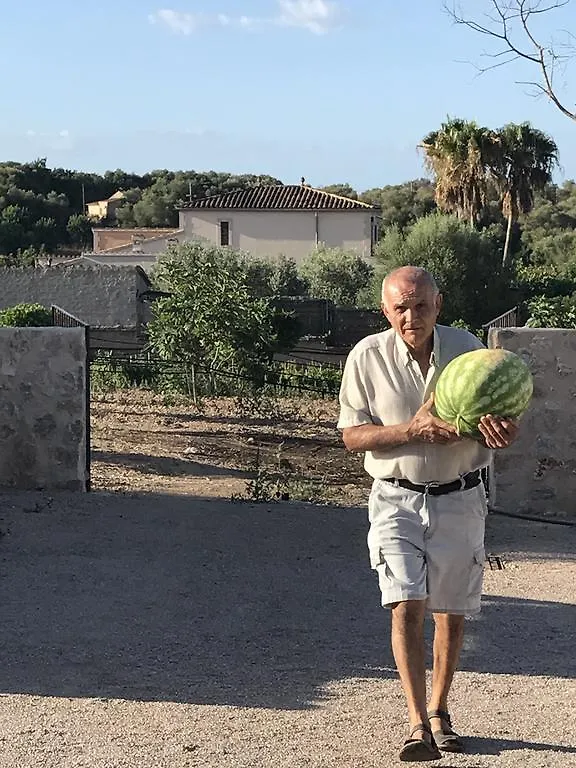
[408,394,461,445]
[478,415,519,449]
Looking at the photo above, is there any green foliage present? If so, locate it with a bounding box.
[245,255,307,297]
[114,171,282,229]
[0,302,52,327]
[525,294,576,328]
[90,352,342,400]
[360,179,437,231]
[67,214,94,248]
[374,213,512,327]
[147,242,301,398]
[320,183,359,199]
[514,263,576,303]
[0,160,282,260]
[298,246,374,307]
[521,181,576,265]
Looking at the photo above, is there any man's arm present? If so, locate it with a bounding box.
[342,394,461,453]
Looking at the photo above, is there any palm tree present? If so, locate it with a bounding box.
[491,123,559,267]
[420,118,498,227]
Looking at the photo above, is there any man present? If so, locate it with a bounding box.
[337,266,517,762]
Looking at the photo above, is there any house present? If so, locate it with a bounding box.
[177,181,380,263]
[88,227,183,267]
[86,190,126,222]
[83,181,381,267]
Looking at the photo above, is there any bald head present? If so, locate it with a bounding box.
[382,266,438,302]
[381,266,442,354]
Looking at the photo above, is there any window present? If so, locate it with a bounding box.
[220,220,230,246]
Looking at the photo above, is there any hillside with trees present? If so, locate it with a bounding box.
[2,113,576,330]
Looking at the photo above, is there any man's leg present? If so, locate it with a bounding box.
[391,599,431,738]
[428,613,465,733]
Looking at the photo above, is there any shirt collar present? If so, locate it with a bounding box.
[395,327,439,368]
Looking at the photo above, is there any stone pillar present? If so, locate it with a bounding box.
[488,327,576,520]
[0,327,88,491]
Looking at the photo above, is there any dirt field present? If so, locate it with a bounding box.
[91,391,369,505]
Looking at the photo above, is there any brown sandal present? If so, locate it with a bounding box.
[428,709,464,753]
[399,723,442,762]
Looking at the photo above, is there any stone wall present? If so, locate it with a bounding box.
[489,327,576,520]
[0,264,150,328]
[0,328,88,491]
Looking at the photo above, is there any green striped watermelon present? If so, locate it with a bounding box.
[434,348,533,437]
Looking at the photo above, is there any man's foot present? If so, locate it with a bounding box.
[399,724,442,762]
[428,709,464,753]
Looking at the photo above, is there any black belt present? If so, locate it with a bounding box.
[382,470,481,496]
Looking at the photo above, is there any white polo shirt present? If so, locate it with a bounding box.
[337,324,492,484]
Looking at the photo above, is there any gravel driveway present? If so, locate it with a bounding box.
[0,490,573,767]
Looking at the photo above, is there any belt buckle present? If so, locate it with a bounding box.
[423,480,440,495]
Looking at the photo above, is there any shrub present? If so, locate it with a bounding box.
[0,303,52,327]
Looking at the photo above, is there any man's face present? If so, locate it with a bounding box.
[382,279,442,353]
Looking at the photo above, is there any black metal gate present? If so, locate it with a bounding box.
[51,305,91,491]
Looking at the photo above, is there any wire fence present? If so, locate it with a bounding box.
[90,351,343,399]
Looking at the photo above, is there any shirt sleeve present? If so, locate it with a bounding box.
[467,331,486,351]
[337,348,374,430]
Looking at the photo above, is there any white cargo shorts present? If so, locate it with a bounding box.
[367,479,488,615]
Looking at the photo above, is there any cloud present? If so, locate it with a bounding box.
[277,0,339,35]
[148,9,201,35]
[149,1,340,36]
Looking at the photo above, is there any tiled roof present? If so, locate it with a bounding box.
[178,184,377,211]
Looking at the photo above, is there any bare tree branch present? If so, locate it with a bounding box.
[445,0,576,122]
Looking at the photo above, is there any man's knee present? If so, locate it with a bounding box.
[432,612,466,629]
[391,599,427,626]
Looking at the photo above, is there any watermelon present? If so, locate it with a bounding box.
[434,348,533,437]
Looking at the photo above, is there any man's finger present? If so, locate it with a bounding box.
[479,416,509,448]
[421,394,435,412]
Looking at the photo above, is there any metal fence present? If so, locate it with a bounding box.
[51,305,91,491]
[90,352,343,398]
[481,306,518,332]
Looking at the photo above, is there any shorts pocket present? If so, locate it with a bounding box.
[467,547,486,600]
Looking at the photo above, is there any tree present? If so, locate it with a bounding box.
[320,183,359,199]
[67,214,94,249]
[420,118,498,225]
[525,293,576,326]
[147,242,300,401]
[521,181,576,264]
[360,180,437,230]
[298,246,374,307]
[0,204,26,255]
[244,255,307,297]
[491,122,559,266]
[373,213,513,328]
[446,0,576,123]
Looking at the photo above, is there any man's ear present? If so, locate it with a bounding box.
[381,301,391,322]
[435,293,443,313]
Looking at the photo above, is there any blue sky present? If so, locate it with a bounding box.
[2,0,576,190]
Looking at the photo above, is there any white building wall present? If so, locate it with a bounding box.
[179,209,374,263]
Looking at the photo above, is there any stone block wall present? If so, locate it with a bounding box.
[0,264,146,328]
[0,328,88,491]
[488,327,576,520]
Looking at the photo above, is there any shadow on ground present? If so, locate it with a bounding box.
[0,493,573,710]
[462,735,576,756]
[92,450,249,478]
